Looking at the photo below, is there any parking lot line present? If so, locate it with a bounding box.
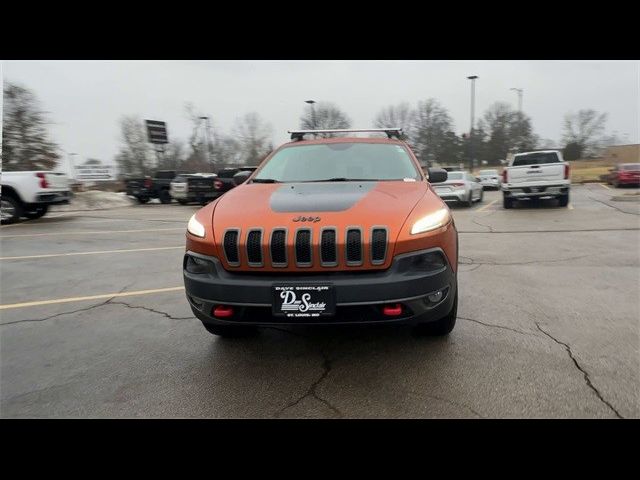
[0,246,184,261]
[568,203,574,210]
[599,183,611,190]
[0,227,184,239]
[0,286,185,311]
[476,199,498,212]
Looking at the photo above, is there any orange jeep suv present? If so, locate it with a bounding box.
[183,129,458,337]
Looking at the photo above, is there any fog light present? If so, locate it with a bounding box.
[185,255,212,274]
[427,290,443,303]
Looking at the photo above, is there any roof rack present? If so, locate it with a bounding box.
[288,128,404,141]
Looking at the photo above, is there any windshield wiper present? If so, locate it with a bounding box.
[304,178,376,182]
[251,178,279,183]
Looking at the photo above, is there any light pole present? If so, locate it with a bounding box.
[199,116,212,170]
[510,88,523,113]
[305,100,317,130]
[467,75,479,171]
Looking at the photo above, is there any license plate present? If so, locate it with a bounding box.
[272,285,335,318]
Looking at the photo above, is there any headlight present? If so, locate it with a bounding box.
[411,208,450,235]
[187,214,206,238]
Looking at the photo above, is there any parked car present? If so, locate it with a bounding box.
[432,171,483,207]
[478,169,501,190]
[213,167,258,195]
[501,150,570,209]
[170,173,218,205]
[606,163,640,188]
[126,170,191,204]
[183,128,458,338]
[1,171,71,224]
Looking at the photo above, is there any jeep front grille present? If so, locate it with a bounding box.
[223,229,240,266]
[270,229,287,266]
[221,226,388,269]
[345,228,363,266]
[246,229,263,266]
[295,229,312,266]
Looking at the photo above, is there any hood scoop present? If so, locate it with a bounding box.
[269,182,377,212]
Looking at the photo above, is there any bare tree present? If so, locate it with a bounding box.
[410,99,457,164]
[157,140,187,170]
[373,102,415,133]
[2,82,60,171]
[299,102,351,136]
[232,112,273,165]
[114,116,153,176]
[562,109,608,159]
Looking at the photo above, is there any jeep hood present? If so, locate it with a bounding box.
[211,181,430,236]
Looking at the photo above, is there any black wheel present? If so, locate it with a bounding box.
[137,196,150,204]
[177,199,189,205]
[202,322,257,337]
[1,196,23,224]
[478,189,484,202]
[503,194,513,209]
[24,205,49,220]
[414,293,458,336]
[558,193,569,207]
[613,180,620,188]
[464,192,473,208]
[159,190,172,204]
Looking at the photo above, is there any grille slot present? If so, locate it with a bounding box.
[346,228,363,266]
[295,229,312,266]
[370,228,388,265]
[223,229,240,266]
[320,228,337,266]
[246,229,263,266]
[270,229,287,267]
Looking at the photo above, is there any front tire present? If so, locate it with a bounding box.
[136,196,150,204]
[464,192,473,208]
[503,194,513,209]
[177,199,189,205]
[202,323,257,338]
[414,293,458,336]
[1,196,23,224]
[24,205,49,220]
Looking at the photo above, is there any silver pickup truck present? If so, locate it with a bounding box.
[501,150,570,209]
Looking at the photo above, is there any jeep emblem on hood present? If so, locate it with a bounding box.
[292,216,321,223]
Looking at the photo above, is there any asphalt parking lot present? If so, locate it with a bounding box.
[1,183,638,418]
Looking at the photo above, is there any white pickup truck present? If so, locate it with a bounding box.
[1,171,71,224]
[501,150,570,209]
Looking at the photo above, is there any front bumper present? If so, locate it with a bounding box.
[183,248,456,326]
[480,180,500,189]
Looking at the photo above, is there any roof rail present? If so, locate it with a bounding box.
[288,128,404,141]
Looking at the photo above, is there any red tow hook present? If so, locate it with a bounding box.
[382,304,403,317]
[213,305,234,318]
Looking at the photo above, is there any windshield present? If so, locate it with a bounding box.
[253,143,421,182]
[447,172,464,180]
[479,170,498,175]
[512,152,560,166]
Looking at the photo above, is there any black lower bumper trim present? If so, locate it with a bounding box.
[183,248,456,326]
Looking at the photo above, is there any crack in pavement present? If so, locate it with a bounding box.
[107,301,194,321]
[534,322,624,419]
[0,297,194,327]
[265,327,343,418]
[458,254,592,267]
[586,194,640,217]
[458,316,537,337]
[471,218,494,233]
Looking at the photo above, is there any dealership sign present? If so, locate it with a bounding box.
[75,164,116,181]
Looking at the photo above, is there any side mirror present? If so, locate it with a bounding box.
[427,168,448,183]
[233,170,252,185]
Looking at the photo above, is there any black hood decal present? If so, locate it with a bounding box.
[270,182,377,212]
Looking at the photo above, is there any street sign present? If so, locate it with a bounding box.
[75,164,116,182]
[145,120,169,144]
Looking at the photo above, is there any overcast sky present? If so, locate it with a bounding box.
[3,60,639,175]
